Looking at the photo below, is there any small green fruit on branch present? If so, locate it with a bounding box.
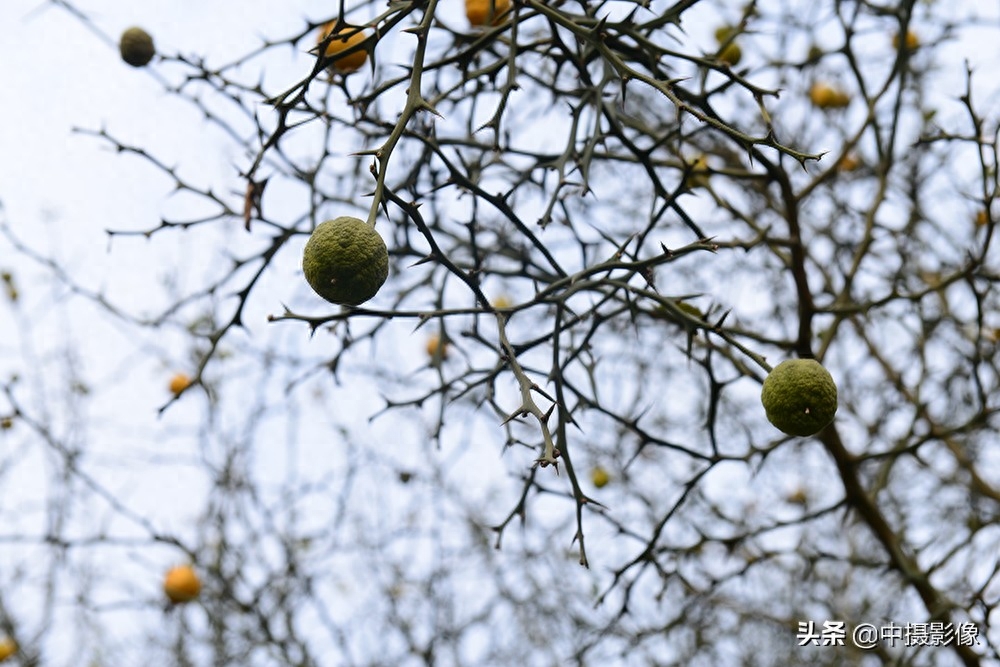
[761,359,838,436]
[302,217,389,306]
[120,27,155,67]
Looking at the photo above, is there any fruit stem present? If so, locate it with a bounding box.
[366,2,442,228]
[495,312,560,466]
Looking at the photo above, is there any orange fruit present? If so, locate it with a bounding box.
[0,638,16,662]
[163,565,202,604]
[466,0,511,27]
[892,30,919,50]
[836,153,861,172]
[809,82,850,109]
[426,333,449,361]
[316,22,368,74]
[168,372,192,396]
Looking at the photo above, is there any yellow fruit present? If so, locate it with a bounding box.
[714,26,736,43]
[163,565,202,604]
[466,0,511,27]
[809,82,850,109]
[590,466,611,488]
[0,637,15,662]
[761,359,838,436]
[683,155,711,190]
[302,217,389,306]
[120,27,155,67]
[718,42,742,66]
[713,26,742,66]
[168,373,191,396]
[786,488,808,505]
[317,22,368,74]
[426,333,449,361]
[892,30,919,50]
[976,210,989,227]
[492,295,513,309]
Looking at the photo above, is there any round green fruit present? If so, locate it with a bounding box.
[713,26,742,66]
[718,42,742,66]
[302,216,388,306]
[590,466,611,488]
[714,26,737,43]
[120,27,155,67]
[760,359,838,436]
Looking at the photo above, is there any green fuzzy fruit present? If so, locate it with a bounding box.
[760,359,838,436]
[714,26,742,66]
[120,27,155,67]
[718,42,742,66]
[302,216,388,306]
